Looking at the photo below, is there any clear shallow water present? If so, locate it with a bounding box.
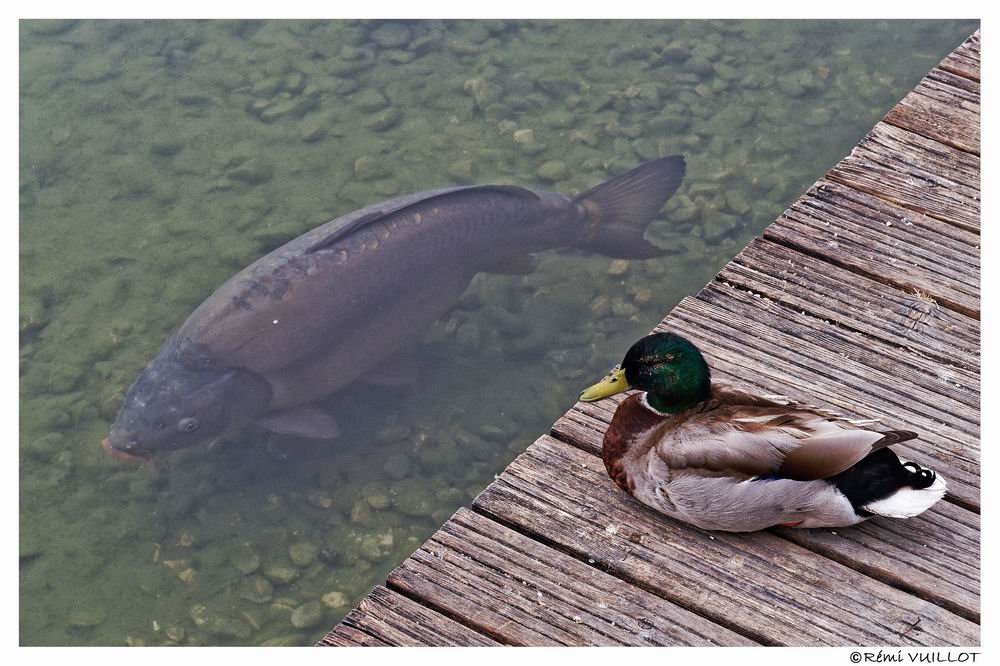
[19,19,976,646]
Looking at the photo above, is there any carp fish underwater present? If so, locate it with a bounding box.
[103,155,687,461]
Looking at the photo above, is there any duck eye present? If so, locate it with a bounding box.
[178,417,200,432]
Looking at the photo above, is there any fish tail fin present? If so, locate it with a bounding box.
[572,155,686,259]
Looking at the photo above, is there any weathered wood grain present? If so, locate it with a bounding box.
[883,69,980,155]
[829,122,980,232]
[767,179,980,318]
[863,121,980,195]
[720,239,980,372]
[320,624,391,647]
[692,285,980,421]
[387,508,757,646]
[474,436,979,646]
[317,586,499,647]
[777,500,980,622]
[939,30,980,81]
[669,291,980,436]
[551,398,979,620]
[923,68,981,102]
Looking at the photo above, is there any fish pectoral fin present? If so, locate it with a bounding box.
[255,407,341,439]
[483,254,537,276]
[364,354,420,386]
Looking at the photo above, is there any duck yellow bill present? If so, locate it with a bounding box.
[579,366,630,402]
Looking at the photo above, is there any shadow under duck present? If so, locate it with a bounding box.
[579,332,946,532]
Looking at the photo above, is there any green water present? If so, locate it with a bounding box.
[19,19,976,646]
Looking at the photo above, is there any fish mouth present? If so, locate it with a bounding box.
[102,437,150,463]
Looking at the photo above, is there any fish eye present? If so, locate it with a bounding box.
[156,422,166,431]
[178,417,200,432]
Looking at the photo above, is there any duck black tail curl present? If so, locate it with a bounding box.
[902,461,936,489]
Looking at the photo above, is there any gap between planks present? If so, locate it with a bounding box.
[880,56,980,157]
[766,180,979,320]
[938,30,980,82]
[828,123,980,233]
[385,507,760,646]
[318,585,500,646]
[720,239,979,373]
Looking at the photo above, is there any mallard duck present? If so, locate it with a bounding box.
[579,332,947,532]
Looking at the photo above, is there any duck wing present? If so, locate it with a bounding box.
[653,384,916,481]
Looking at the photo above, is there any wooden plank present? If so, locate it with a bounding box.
[474,435,980,647]
[883,71,979,155]
[791,179,980,289]
[863,122,981,195]
[939,52,981,83]
[320,624,391,647]
[720,239,980,372]
[387,508,756,646]
[551,400,979,621]
[693,284,980,424]
[939,30,980,81]
[829,122,980,232]
[317,586,500,647]
[766,179,980,318]
[923,68,981,102]
[672,289,980,436]
[778,500,980,622]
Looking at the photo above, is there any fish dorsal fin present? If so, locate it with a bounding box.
[460,185,540,200]
[305,185,539,255]
[307,210,386,253]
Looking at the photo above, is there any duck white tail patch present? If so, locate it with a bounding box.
[863,463,947,518]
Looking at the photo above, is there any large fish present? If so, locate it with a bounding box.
[104,155,686,461]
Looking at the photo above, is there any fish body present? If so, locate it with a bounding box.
[182,186,572,407]
[106,156,686,459]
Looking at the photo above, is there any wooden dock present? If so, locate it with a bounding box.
[320,31,980,647]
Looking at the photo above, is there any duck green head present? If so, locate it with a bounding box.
[579,332,711,413]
